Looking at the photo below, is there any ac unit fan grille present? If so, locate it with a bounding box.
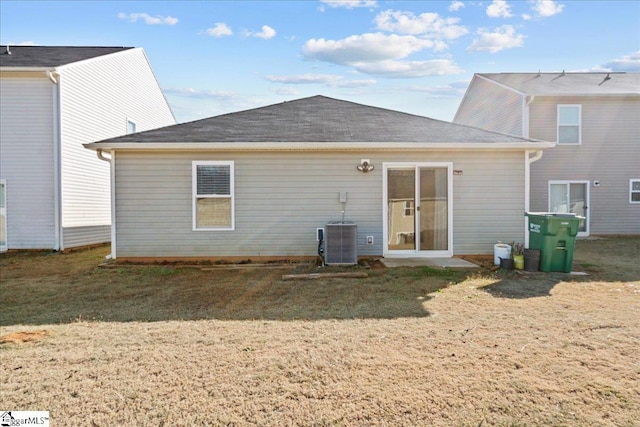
[325,222,357,265]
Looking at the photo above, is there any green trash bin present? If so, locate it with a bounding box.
[525,212,584,273]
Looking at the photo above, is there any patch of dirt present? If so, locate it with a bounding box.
[0,330,50,344]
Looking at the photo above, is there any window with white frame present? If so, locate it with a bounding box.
[631,179,640,204]
[403,200,415,216]
[557,105,581,144]
[126,119,137,134]
[193,161,234,230]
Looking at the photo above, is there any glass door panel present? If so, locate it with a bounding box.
[419,167,448,251]
[549,182,588,233]
[387,169,416,251]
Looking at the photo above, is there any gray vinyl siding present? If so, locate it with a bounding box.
[0,77,56,249]
[529,96,640,235]
[114,150,526,258]
[454,77,523,136]
[59,48,175,230]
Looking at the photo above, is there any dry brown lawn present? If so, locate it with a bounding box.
[1,237,639,426]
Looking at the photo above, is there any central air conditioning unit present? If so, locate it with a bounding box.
[324,221,358,265]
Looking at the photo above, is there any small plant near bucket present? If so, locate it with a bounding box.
[510,242,525,270]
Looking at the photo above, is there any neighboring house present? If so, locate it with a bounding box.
[84,95,553,261]
[0,45,175,251]
[454,72,640,236]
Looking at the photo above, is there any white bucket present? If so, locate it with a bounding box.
[494,243,512,265]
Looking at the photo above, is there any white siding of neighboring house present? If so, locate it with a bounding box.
[58,48,175,248]
[528,96,640,235]
[0,77,56,249]
[112,149,526,258]
[454,76,524,136]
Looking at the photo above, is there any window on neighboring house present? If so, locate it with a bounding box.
[557,105,581,144]
[631,179,640,204]
[126,119,137,134]
[403,200,414,216]
[193,161,234,230]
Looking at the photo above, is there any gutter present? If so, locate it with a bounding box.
[85,141,556,152]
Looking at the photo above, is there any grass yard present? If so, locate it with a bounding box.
[1,237,639,426]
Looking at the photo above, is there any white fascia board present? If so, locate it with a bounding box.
[85,141,556,151]
[0,67,51,72]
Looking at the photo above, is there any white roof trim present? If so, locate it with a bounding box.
[476,74,640,96]
[56,47,142,72]
[523,92,640,97]
[476,74,526,96]
[0,67,51,72]
[85,141,556,151]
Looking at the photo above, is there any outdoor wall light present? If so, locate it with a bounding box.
[357,159,374,173]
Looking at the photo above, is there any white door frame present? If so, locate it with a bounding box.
[0,180,7,252]
[383,162,453,258]
[548,180,590,236]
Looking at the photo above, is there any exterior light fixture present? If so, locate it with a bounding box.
[357,159,374,173]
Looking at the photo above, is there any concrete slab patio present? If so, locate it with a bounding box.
[380,257,479,269]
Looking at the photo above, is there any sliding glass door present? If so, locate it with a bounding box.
[384,163,452,257]
[549,180,589,235]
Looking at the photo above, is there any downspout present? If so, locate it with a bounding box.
[96,149,111,162]
[96,149,116,259]
[48,70,63,251]
[525,149,544,248]
[523,95,538,248]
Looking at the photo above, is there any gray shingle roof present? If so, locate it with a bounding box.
[479,72,640,95]
[95,95,536,144]
[0,45,134,68]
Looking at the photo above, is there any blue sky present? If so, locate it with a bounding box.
[2,0,639,123]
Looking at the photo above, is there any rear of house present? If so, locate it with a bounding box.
[454,72,640,236]
[0,46,175,251]
[86,96,553,261]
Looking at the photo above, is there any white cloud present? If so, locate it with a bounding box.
[354,59,463,78]
[449,1,465,12]
[264,73,376,88]
[303,33,444,65]
[406,80,469,97]
[467,25,525,53]
[243,25,277,39]
[486,0,513,18]
[7,41,37,46]
[265,74,344,85]
[599,51,640,72]
[374,10,468,39]
[522,13,532,20]
[163,88,236,100]
[206,23,232,37]
[319,0,377,9]
[117,12,178,25]
[272,87,300,96]
[530,0,564,17]
[255,25,276,39]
